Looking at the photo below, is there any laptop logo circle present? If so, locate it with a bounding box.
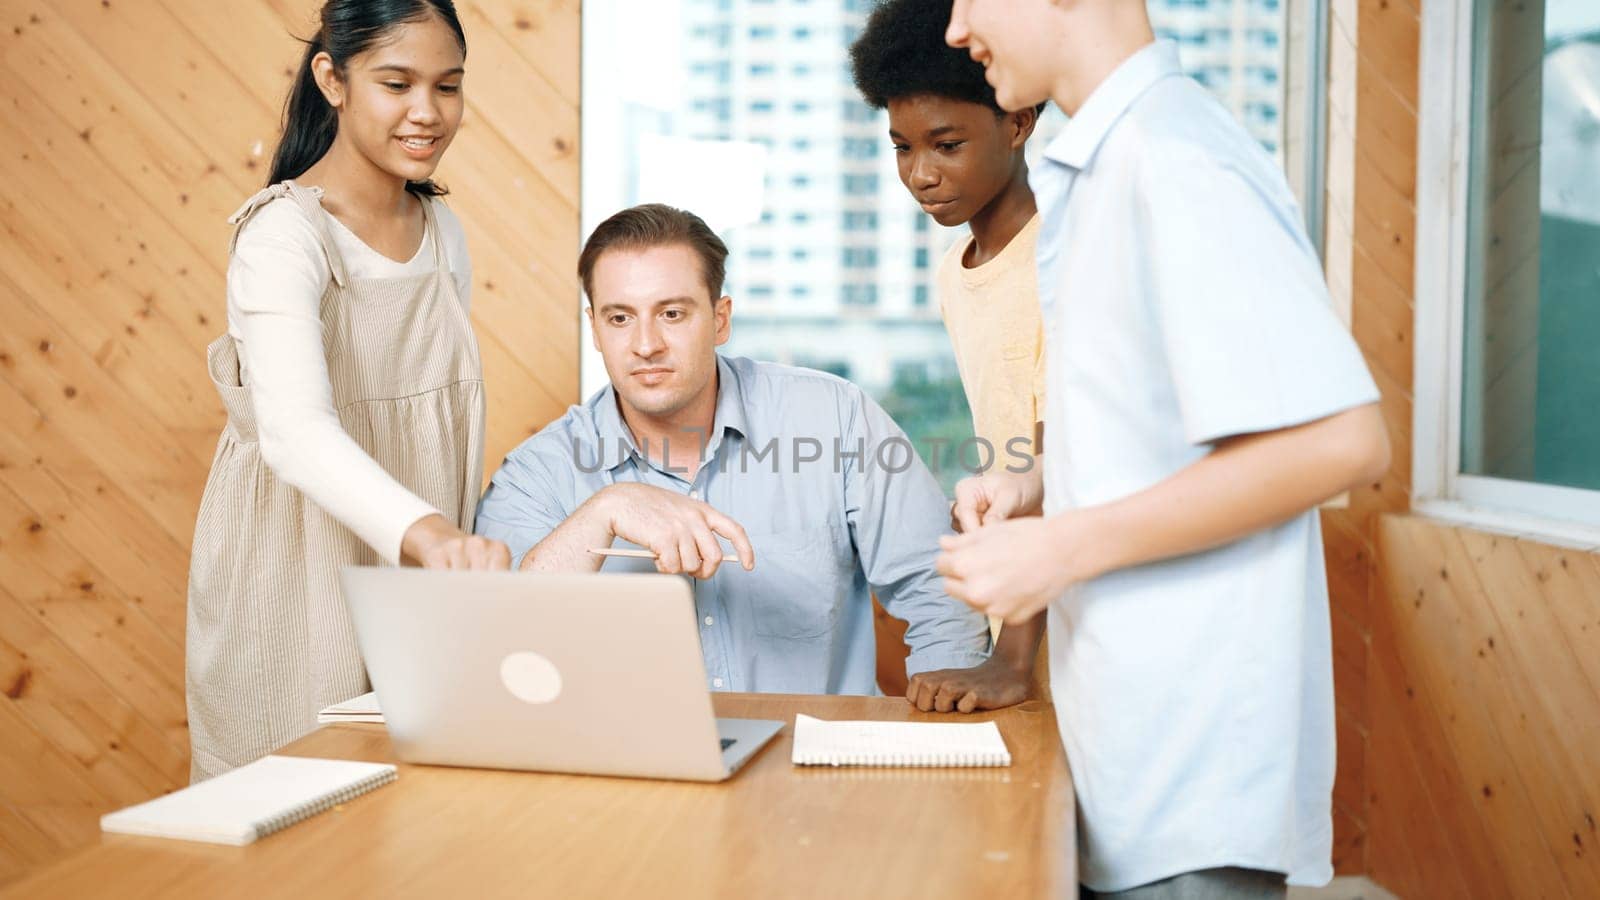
[499,651,563,704]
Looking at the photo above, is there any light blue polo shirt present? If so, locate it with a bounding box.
[474,355,992,696]
[1030,41,1380,891]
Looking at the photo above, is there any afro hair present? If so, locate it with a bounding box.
[850,0,1044,114]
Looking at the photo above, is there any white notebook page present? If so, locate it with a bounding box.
[790,714,1012,767]
[101,756,396,845]
[317,691,383,723]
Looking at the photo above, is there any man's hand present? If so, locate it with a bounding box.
[600,483,755,579]
[906,656,1031,713]
[949,466,1044,533]
[936,513,1097,624]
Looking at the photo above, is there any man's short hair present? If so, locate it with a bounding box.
[849,0,1047,115]
[578,203,729,304]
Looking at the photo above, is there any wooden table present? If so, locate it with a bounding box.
[5,694,1076,899]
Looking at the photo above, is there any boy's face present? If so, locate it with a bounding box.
[586,243,732,422]
[887,95,1030,228]
[947,0,1063,112]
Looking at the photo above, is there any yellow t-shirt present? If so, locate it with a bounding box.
[936,214,1046,461]
[938,215,1051,696]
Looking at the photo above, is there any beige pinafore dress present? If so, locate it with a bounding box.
[186,182,485,780]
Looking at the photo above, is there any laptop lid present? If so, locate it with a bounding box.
[339,567,734,782]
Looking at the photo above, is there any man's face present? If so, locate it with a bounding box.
[587,243,731,422]
[888,94,1032,228]
[947,0,1062,112]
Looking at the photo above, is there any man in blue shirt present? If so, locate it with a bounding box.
[476,203,1010,701]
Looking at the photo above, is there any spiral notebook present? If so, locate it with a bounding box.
[790,714,1012,768]
[100,756,396,845]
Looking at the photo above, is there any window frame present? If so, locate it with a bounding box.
[1412,0,1600,547]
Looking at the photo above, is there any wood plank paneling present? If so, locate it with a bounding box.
[0,1,578,884]
[1329,1,1600,894]
[1321,0,1422,875]
[1370,516,1600,898]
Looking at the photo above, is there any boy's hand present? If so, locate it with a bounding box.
[950,467,1044,533]
[937,513,1096,624]
[906,656,1031,713]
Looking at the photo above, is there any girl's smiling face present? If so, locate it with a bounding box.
[316,14,466,183]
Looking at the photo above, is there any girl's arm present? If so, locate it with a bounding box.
[229,200,499,567]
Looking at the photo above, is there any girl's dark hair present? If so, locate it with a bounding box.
[269,0,467,197]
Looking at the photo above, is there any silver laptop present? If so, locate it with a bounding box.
[338,566,784,782]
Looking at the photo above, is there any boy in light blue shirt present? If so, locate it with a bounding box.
[934,2,1391,897]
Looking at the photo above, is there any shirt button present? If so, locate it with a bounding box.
[689,489,701,500]
[712,677,724,689]
[704,616,715,626]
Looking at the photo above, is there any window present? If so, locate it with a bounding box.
[842,211,878,231]
[691,24,730,43]
[1414,0,1600,538]
[841,137,877,159]
[842,247,878,267]
[842,173,878,194]
[841,284,878,306]
[692,97,731,119]
[843,101,877,123]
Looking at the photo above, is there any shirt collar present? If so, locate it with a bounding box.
[590,354,749,472]
[1042,40,1183,172]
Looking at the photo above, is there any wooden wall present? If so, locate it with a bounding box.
[0,0,578,884]
[1368,516,1600,897]
[1324,0,1600,895]
[1319,0,1422,873]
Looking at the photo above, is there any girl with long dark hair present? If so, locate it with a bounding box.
[188,0,508,780]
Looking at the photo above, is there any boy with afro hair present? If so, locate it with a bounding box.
[851,0,1048,713]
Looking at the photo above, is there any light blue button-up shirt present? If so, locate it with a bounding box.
[474,355,992,696]
[1027,40,1377,891]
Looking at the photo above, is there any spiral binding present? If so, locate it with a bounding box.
[793,749,1011,768]
[250,768,397,840]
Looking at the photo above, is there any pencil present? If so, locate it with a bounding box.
[589,547,742,563]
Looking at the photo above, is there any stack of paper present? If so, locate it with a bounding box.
[790,714,1012,768]
[317,692,384,724]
